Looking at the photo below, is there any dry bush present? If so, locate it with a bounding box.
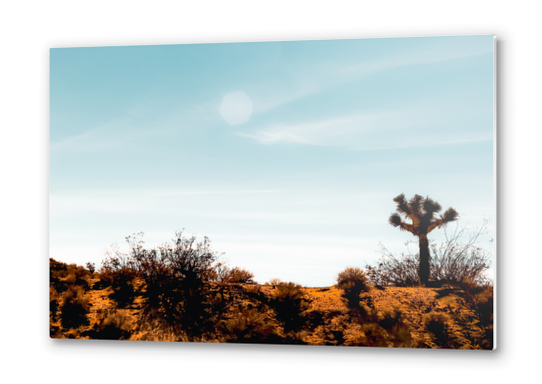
[270,282,310,333]
[222,267,256,284]
[430,223,493,286]
[336,267,370,310]
[304,314,350,346]
[336,267,369,290]
[366,221,493,287]
[219,309,279,344]
[85,310,133,340]
[50,258,69,292]
[138,232,222,335]
[100,248,138,307]
[343,323,392,347]
[65,263,91,290]
[423,312,456,348]
[459,281,494,349]
[207,264,256,285]
[266,278,283,286]
[86,262,95,274]
[365,247,419,287]
[60,285,90,330]
[50,285,60,327]
[100,231,225,337]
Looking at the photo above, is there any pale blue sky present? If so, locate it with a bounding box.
[50,35,495,286]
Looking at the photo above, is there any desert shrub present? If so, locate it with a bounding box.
[86,262,96,274]
[343,322,392,347]
[219,309,279,344]
[100,249,138,307]
[50,258,67,274]
[203,261,228,283]
[471,285,494,326]
[459,281,494,349]
[429,223,492,286]
[222,267,256,284]
[266,278,283,286]
[336,267,370,310]
[305,314,350,346]
[50,285,60,325]
[60,285,90,329]
[205,263,256,285]
[50,299,59,322]
[50,325,62,338]
[139,233,222,334]
[269,282,309,333]
[50,259,92,295]
[336,267,369,291]
[377,310,413,348]
[100,231,224,337]
[84,310,133,340]
[365,247,419,287]
[423,312,456,348]
[366,221,493,287]
[65,263,91,290]
[66,263,88,278]
[50,258,69,292]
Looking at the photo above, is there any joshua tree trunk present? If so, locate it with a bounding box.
[419,234,430,285]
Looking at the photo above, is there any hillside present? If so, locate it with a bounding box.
[50,259,493,349]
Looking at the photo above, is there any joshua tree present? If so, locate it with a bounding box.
[389,194,458,285]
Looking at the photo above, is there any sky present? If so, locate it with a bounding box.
[50,35,495,287]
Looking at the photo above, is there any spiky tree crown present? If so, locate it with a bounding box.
[389,194,458,236]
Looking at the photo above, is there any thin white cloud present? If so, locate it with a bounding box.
[338,43,493,82]
[50,117,169,153]
[51,100,218,153]
[235,113,383,146]
[246,42,492,117]
[236,102,492,150]
[252,81,320,114]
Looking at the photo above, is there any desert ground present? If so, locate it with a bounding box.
[50,259,493,349]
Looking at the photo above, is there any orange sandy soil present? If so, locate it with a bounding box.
[301,285,487,348]
[51,276,491,349]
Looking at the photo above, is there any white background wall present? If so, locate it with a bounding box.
[1,1,538,382]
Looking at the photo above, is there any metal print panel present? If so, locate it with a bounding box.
[49,35,495,349]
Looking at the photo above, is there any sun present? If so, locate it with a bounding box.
[219,91,253,125]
